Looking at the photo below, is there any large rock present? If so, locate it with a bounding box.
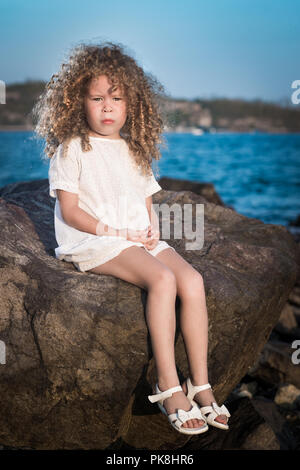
[177,395,297,450]
[0,178,299,450]
[158,177,226,206]
[247,339,300,389]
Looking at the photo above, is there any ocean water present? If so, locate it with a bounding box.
[0,131,299,228]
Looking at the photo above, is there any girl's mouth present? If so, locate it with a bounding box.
[102,120,114,124]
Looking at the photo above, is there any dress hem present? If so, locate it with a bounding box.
[63,242,176,272]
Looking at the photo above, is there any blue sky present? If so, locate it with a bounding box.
[1,0,299,103]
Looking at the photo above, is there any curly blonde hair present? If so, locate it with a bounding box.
[32,41,168,178]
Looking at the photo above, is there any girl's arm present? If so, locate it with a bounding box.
[146,196,160,233]
[57,189,127,238]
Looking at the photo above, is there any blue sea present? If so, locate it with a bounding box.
[0,131,299,229]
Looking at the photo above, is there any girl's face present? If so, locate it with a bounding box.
[84,75,127,140]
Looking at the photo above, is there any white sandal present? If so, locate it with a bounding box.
[148,384,209,435]
[185,378,231,430]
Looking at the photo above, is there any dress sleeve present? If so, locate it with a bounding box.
[144,168,162,198]
[48,140,81,198]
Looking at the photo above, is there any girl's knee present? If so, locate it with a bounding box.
[152,268,177,291]
[179,270,204,299]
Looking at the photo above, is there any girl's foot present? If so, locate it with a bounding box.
[157,382,206,429]
[182,379,228,426]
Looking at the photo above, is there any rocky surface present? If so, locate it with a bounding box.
[160,178,300,450]
[0,178,299,450]
[158,177,227,207]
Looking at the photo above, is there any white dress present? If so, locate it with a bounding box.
[48,135,175,272]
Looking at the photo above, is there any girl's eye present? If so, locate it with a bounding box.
[92,97,122,101]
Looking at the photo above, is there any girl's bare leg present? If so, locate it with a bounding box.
[156,248,228,425]
[145,272,206,428]
[179,286,228,424]
[87,246,205,429]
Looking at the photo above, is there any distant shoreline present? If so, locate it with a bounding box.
[0,125,33,131]
[0,125,299,135]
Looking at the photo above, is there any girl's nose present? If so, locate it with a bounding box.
[103,99,113,111]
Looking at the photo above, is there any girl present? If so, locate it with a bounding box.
[32,41,230,435]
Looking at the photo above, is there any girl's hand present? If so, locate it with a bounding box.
[126,227,151,244]
[143,224,160,250]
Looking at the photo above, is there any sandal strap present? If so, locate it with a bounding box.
[201,402,231,418]
[169,404,206,429]
[148,385,182,403]
[200,405,214,415]
[186,378,211,400]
